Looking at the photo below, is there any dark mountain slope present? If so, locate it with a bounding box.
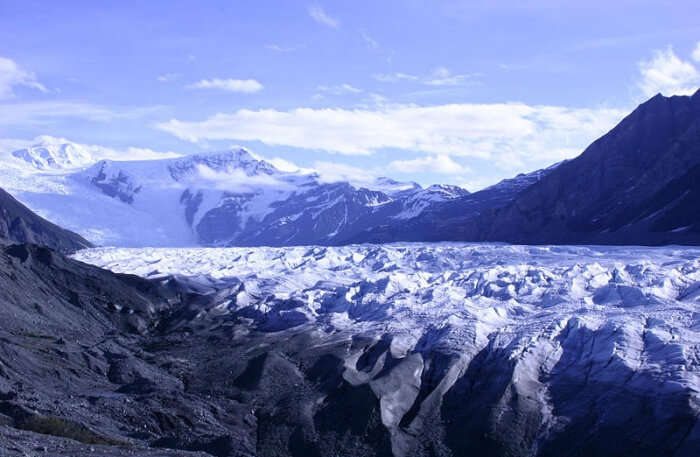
[346,164,557,243]
[488,90,700,244]
[0,187,93,252]
[349,91,700,246]
[0,244,253,456]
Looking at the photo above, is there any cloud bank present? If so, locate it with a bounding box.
[188,78,263,93]
[638,44,700,97]
[156,103,625,168]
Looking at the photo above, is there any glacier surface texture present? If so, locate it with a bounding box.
[73,243,700,456]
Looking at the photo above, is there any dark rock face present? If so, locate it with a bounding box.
[486,90,700,245]
[349,164,556,243]
[0,188,92,253]
[90,162,142,204]
[0,244,248,456]
[200,182,407,246]
[352,91,700,246]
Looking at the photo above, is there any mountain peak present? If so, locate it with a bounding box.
[168,148,277,181]
[12,137,94,170]
[426,184,470,197]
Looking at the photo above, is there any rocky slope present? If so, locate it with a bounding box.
[346,163,558,243]
[0,243,226,456]
[486,90,700,244]
[0,187,92,253]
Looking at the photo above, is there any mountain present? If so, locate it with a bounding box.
[346,163,559,243]
[1,143,467,247]
[1,168,698,456]
[3,91,700,247]
[487,90,700,245]
[350,90,700,246]
[0,187,92,253]
[11,136,95,170]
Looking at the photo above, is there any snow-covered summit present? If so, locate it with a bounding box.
[1,139,475,247]
[425,184,470,198]
[11,136,95,170]
[168,148,279,181]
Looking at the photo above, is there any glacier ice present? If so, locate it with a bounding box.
[74,243,700,389]
[72,243,700,455]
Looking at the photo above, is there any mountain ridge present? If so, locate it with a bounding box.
[2,143,468,247]
[0,187,93,253]
[486,89,700,244]
[2,91,699,247]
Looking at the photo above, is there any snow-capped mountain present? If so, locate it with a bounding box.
[1,141,468,247]
[11,136,95,170]
[4,91,698,248]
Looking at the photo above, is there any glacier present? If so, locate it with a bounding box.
[1,138,474,248]
[73,243,700,456]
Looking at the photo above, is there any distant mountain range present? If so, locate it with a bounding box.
[1,90,699,246]
[1,139,469,247]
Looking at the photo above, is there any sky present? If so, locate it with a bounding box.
[1,0,699,191]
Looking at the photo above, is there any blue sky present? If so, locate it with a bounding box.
[1,0,699,190]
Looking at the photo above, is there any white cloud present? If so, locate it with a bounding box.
[638,46,699,97]
[373,67,477,86]
[157,73,180,82]
[316,83,363,95]
[0,57,48,99]
[373,72,420,83]
[458,176,503,193]
[312,161,379,185]
[0,137,30,155]
[117,146,182,161]
[308,5,339,28]
[0,101,162,125]
[265,44,297,52]
[156,103,625,169]
[693,41,700,63]
[244,150,313,174]
[187,78,263,93]
[425,67,478,86]
[264,157,311,173]
[195,164,293,193]
[360,30,379,50]
[389,154,470,175]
